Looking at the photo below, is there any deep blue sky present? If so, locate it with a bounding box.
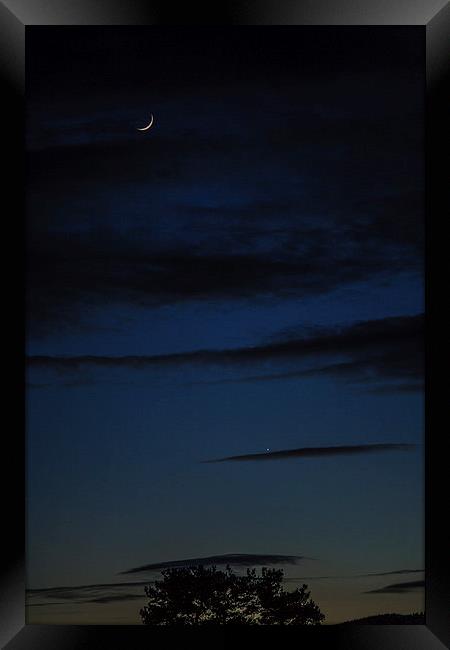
[26,27,424,623]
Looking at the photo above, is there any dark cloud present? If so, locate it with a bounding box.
[28,313,422,369]
[361,569,424,577]
[86,594,145,604]
[27,216,422,339]
[201,443,417,463]
[33,587,83,601]
[28,570,424,605]
[364,580,425,594]
[366,382,424,395]
[190,354,424,393]
[27,314,424,393]
[28,580,150,597]
[283,568,424,582]
[120,553,307,575]
[27,581,152,607]
[27,602,74,607]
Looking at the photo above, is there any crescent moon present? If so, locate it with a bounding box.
[137,114,154,131]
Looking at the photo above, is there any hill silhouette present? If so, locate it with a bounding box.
[338,612,424,625]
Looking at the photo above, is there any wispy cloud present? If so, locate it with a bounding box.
[190,364,424,394]
[364,580,425,594]
[27,570,425,608]
[27,581,152,606]
[86,594,145,604]
[361,569,424,578]
[366,382,424,395]
[27,580,151,596]
[28,314,423,394]
[283,568,424,582]
[28,314,423,370]
[201,443,417,464]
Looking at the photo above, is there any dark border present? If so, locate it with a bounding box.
[1,1,448,648]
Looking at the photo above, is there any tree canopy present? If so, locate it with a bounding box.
[140,565,324,625]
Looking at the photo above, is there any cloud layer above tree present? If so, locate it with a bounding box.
[120,554,307,575]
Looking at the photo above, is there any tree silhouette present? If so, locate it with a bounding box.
[140,565,325,625]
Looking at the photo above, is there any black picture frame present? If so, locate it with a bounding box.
[1,1,448,648]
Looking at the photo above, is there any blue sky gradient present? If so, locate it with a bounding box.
[26,26,424,623]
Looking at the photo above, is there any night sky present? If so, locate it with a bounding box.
[26,26,425,624]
